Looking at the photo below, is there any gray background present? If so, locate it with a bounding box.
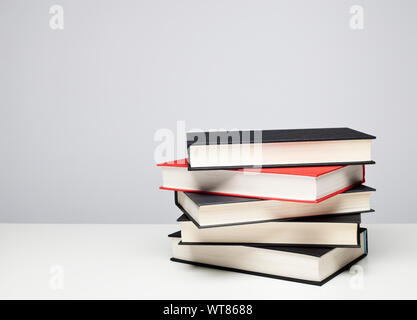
[0,0,415,223]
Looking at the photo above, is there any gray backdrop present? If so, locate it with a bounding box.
[0,0,415,223]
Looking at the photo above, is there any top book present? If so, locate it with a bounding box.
[187,127,375,170]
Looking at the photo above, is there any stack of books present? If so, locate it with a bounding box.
[158,128,376,285]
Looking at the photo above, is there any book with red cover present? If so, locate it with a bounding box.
[158,159,365,203]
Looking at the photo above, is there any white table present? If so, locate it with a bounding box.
[0,224,415,299]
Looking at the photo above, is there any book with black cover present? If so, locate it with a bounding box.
[187,127,376,170]
[177,212,363,247]
[175,184,375,228]
[169,229,368,286]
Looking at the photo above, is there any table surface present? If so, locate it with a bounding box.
[0,223,415,300]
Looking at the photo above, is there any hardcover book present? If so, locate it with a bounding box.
[169,229,368,286]
[158,159,365,202]
[186,127,375,170]
[175,184,375,228]
[177,212,363,247]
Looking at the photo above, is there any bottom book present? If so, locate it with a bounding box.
[169,228,368,286]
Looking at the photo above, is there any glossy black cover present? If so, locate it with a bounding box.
[177,212,362,225]
[169,229,368,286]
[176,212,362,248]
[187,127,376,170]
[180,184,375,206]
[175,191,372,231]
[169,228,367,257]
[187,127,376,147]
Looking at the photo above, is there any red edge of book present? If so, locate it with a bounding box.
[156,158,347,178]
[159,165,365,204]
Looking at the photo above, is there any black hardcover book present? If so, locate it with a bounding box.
[175,184,375,228]
[186,127,376,170]
[169,229,368,286]
[177,211,363,248]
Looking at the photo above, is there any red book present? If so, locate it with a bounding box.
[158,159,365,203]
